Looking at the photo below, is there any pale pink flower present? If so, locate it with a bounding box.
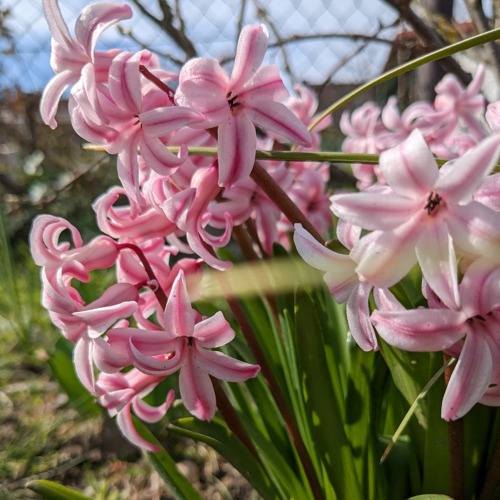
[293,222,379,351]
[30,214,118,270]
[175,24,312,187]
[371,257,500,420]
[434,65,486,141]
[71,50,203,205]
[330,130,500,308]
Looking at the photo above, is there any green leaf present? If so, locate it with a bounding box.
[345,347,388,500]
[133,419,203,500]
[48,338,100,416]
[294,289,361,499]
[170,417,281,499]
[27,480,91,500]
[407,496,453,500]
[421,354,449,495]
[378,341,431,428]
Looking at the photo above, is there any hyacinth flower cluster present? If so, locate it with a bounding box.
[295,96,500,421]
[31,0,500,459]
[31,0,335,451]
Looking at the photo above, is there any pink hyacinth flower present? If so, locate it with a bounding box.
[294,222,379,351]
[40,0,132,128]
[175,24,312,187]
[371,257,500,420]
[330,129,500,309]
[107,271,260,420]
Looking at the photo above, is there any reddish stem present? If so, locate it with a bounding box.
[250,163,325,245]
[139,65,176,105]
[116,242,168,309]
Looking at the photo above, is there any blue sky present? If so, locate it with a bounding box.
[0,0,474,93]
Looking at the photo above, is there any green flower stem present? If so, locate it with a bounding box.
[444,353,465,500]
[307,27,500,133]
[166,146,381,164]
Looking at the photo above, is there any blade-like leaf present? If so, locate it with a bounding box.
[170,417,282,499]
[133,419,204,500]
[27,480,91,500]
[294,289,361,499]
[48,338,100,416]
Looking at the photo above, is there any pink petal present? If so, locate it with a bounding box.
[179,354,216,420]
[129,341,184,376]
[42,0,72,47]
[195,348,260,382]
[231,24,268,92]
[346,282,378,351]
[379,129,438,198]
[116,404,160,452]
[415,221,459,310]
[132,394,170,423]
[193,312,235,348]
[218,114,256,187]
[74,336,97,395]
[442,332,492,420]
[371,308,468,351]
[139,135,185,175]
[74,283,138,337]
[40,70,76,128]
[245,101,312,146]
[108,51,142,113]
[164,271,194,337]
[92,336,130,373]
[75,2,133,59]
[140,106,203,137]
[238,65,288,102]
[354,221,421,288]
[459,258,500,318]
[436,133,500,204]
[116,135,143,206]
[446,201,500,258]
[329,191,419,231]
[293,223,357,303]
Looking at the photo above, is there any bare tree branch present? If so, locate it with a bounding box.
[252,0,293,77]
[117,25,185,67]
[382,0,472,85]
[465,0,500,82]
[129,0,197,59]
[218,31,398,67]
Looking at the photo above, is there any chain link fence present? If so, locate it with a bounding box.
[0,0,489,239]
[1,0,401,92]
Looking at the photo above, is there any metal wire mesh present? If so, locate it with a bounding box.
[1,0,401,93]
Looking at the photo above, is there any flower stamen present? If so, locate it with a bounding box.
[424,191,442,215]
